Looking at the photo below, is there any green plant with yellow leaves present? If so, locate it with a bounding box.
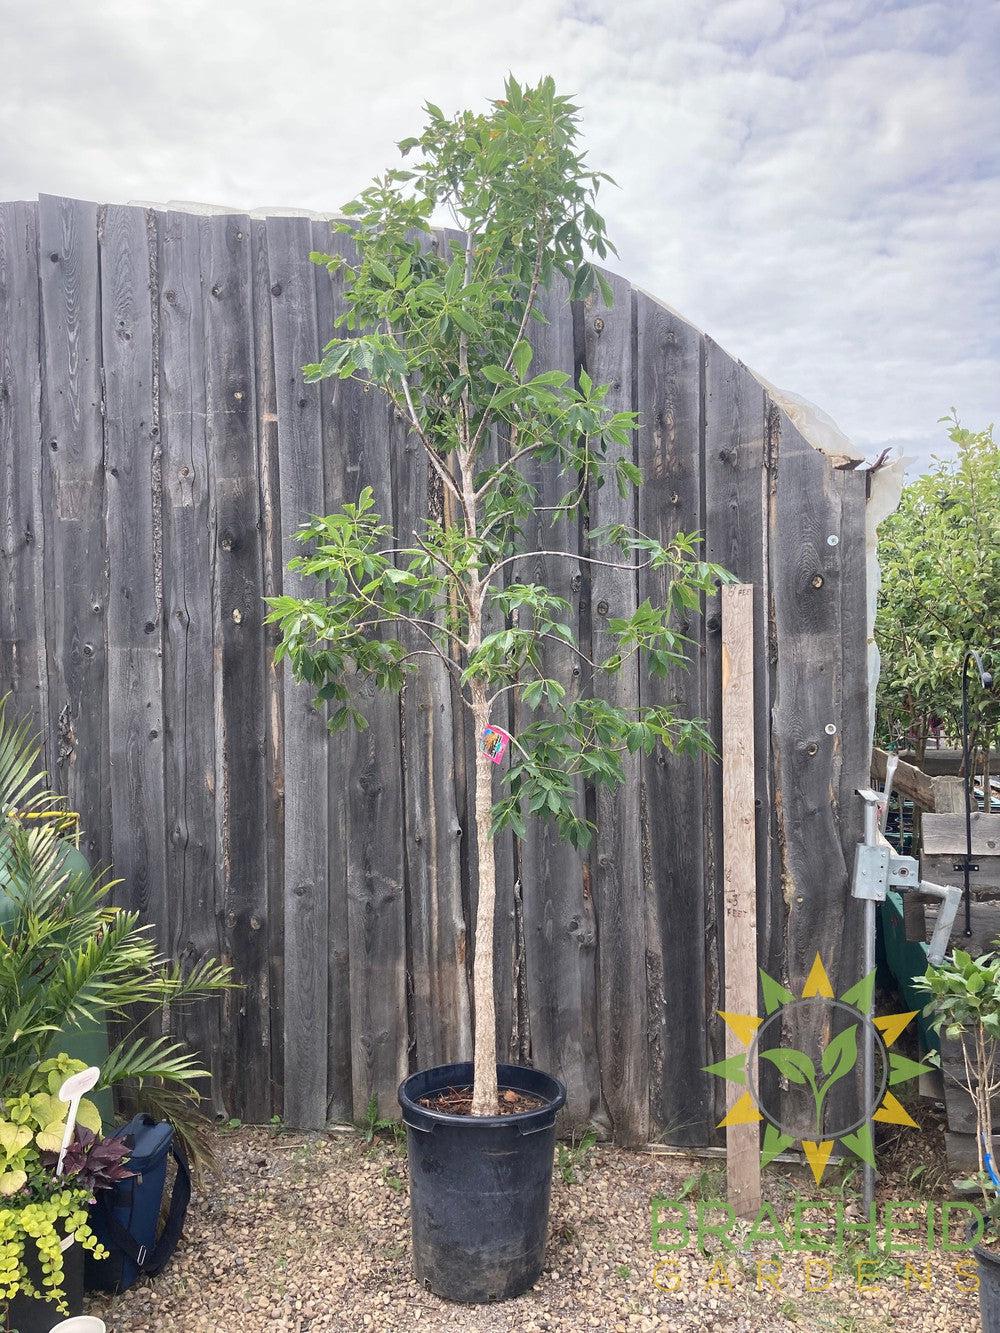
[0,1054,111,1316]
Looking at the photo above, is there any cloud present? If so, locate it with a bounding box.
[1,0,996,473]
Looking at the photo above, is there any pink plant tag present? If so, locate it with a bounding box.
[480,724,511,765]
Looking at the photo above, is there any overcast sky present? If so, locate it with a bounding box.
[2,0,997,472]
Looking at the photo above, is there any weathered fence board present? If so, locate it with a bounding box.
[309,221,353,1123]
[582,276,648,1147]
[517,280,602,1130]
[100,203,168,959]
[0,203,46,741]
[158,209,225,1111]
[703,344,775,1123]
[0,196,875,1137]
[202,213,271,1121]
[38,194,109,866]
[636,293,713,1146]
[267,214,331,1128]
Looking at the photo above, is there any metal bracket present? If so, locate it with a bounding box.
[852,843,890,901]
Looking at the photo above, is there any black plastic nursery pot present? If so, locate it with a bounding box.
[975,1242,1000,1332]
[398,1061,566,1303]
[4,1240,84,1333]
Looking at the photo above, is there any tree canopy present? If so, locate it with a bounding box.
[875,413,999,772]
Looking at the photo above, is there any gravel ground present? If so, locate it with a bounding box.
[86,1124,981,1333]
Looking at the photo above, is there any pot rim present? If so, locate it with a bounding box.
[398,1061,566,1130]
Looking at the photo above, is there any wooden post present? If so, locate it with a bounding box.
[721,583,762,1216]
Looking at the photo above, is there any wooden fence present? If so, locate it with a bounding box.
[0,195,872,1142]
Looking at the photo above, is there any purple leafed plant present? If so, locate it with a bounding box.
[42,1127,134,1192]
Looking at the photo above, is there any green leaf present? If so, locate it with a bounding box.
[512,340,533,380]
[760,1047,816,1088]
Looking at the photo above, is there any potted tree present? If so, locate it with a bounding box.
[917,948,1000,1331]
[267,76,726,1303]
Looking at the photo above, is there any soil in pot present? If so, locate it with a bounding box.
[417,1085,546,1116]
[399,1061,566,1304]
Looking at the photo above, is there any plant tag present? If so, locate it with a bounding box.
[58,1066,100,1103]
[480,724,510,765]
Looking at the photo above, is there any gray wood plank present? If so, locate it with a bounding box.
[309,220,353,1122]
[703,344,773,1128]
[635,292,712,1145]
[721,584,762,1216]
[251,216,286,1120]
[582,272,648,1145]
[266,215,330,1127]
[517,277,601,1130]
[37,195,109,864]
[769,404,862,1132]
[0,201,47,742]
[157,208,224,1113]
[923,813,1000,859]
[202,213,271,1120]
[390,333,470,1075]
[99,203,168,950]
[335,283,409,1123]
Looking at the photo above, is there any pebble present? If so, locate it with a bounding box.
[86,1128,981,1332]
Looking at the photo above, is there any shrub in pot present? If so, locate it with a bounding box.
[0,1055,130,1331]
[268,76,726,1303]
[917,947,1000,1330]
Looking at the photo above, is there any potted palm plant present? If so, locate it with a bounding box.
[917,947,1000,1331]
[268,76,726,1303]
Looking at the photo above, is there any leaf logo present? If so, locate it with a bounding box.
[704,953,929,1183]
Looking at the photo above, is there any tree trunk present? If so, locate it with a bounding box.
[470,681,499,1116]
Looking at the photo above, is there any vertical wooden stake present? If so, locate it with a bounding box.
[722,583,762,1216]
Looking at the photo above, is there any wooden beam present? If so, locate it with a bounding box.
[721,583,762,1217]
[872,747,935,810]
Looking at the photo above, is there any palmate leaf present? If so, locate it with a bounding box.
[98,1035,212,1090]
[0,711,232,1118]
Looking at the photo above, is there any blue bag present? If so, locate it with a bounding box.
[85,1114,191,1293]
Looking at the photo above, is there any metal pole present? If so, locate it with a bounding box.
[862,797,878,1215]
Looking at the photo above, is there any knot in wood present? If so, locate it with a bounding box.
[596,599,609,616]
[49,252,60,263]
[211,282,224,298]
[810,574,824,589]
[594,317,604,332]
[270,282,282,297]
[82,643,94,657]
